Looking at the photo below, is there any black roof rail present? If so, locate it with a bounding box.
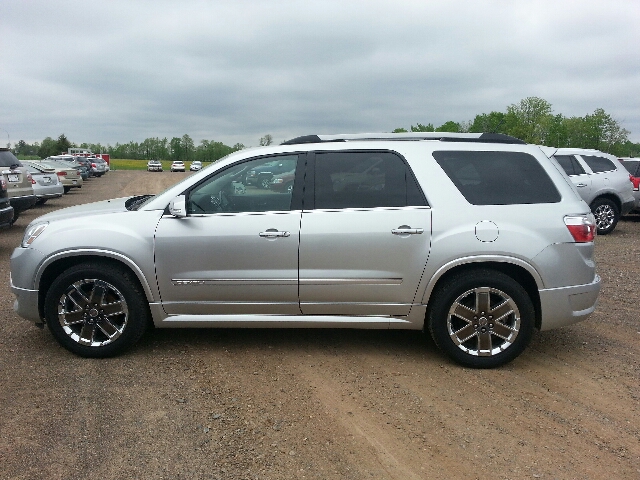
[282,132,525,145]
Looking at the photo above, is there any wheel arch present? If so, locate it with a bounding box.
[36,251,155,322]
[422,259,543,330]
[590,193,621,213]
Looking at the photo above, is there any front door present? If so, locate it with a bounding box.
[154,154,302,316]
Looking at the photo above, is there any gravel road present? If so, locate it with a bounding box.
[1,170,638,480]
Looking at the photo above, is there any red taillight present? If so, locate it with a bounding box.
[57,171,67,177]
[31,177,36,184]
[565,215,596,242]
[630,174,640,191]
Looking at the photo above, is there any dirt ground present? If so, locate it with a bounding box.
[0,170,638,480]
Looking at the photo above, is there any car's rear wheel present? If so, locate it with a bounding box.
[427,269,535,368]
[44,262,150,357]
[591,197,619,235]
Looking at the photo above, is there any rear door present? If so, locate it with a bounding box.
[298,151,431,316]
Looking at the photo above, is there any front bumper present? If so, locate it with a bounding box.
[10,273,42,325]
[539,275,601,330]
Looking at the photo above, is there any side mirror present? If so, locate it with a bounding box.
[169,195,187,217]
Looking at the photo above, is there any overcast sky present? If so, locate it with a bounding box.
[2,0,639,149]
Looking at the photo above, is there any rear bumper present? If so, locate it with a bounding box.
[621,198,635,216]
[539,275,601,330]
[9,194,37,213]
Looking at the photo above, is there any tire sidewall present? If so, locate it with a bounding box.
[44,263,149,358]
[428,270,535,368]
[591,198,619,235]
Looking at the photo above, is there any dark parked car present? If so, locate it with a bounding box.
[245,158,296,188]
[0,176,15,228]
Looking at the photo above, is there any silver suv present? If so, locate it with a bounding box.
[10,133,601,368]
[543,147,635,234]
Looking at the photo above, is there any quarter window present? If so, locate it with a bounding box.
[434,151,561,205]
[313,151,425,209]
[581,155,616,173]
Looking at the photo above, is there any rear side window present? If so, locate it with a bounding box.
[553,155,586,176]
[581,155,616,173]
[621,160,640,176]
[314,151,426,209]
[0,150,22,168]
[434,151,561,205]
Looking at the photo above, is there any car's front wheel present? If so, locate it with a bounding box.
[427,269,535,368]
[591,197,619,235]
[44,262,151,357]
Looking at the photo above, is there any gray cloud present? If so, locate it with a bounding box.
[2,0,639,148]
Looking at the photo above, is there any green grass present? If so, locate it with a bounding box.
[110,159,164,170]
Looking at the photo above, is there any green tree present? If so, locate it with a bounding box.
[259,134,273,146]
[392,128,408,133]
[38,137,58,158]
[435,121,462,133]
[410,123,434,132]
[468,112,507,134]
[504,97,554,144]
[56,134,71,154]
[170,137,183,161]
[181,134,195,161]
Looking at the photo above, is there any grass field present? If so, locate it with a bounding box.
[110,159,212,170]
[110,159,162,170]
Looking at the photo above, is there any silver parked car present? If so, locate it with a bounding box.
[543,147,635,234]
[22,162,64,204]
[10,132,601,368]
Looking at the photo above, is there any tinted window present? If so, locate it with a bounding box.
[553,155,586,176]
[0,150,23,168]
[314,151,425,209]
[187,155,298,214]
[434,151,561,205]
[620,160,640,176]
[581,155,616,173]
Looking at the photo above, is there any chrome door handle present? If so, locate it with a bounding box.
[575,183,588,187]
[392,226,424,235]
[259,228,291,238]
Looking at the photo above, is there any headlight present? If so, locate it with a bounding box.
[22,222,48,247]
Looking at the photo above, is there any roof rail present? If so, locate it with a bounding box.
[282,132,525,145]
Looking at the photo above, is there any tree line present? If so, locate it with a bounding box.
[11,97,640,160]
[14,133,246,163]
[393,97,639,157]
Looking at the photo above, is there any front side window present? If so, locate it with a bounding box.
[581,155,616,173]
[187,155,298,214]
[434,151,561,205]
[313,151,425,209]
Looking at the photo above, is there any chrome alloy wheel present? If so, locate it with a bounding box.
[57,278,129,347]
[447,286,521,357]
[593,203,615,231]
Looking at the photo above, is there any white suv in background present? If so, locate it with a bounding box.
[544,147,635,234]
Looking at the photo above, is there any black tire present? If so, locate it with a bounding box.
[590,198,619,235]
[44,262,151,358]
[427,269,535,368]
[63,187,71,194]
